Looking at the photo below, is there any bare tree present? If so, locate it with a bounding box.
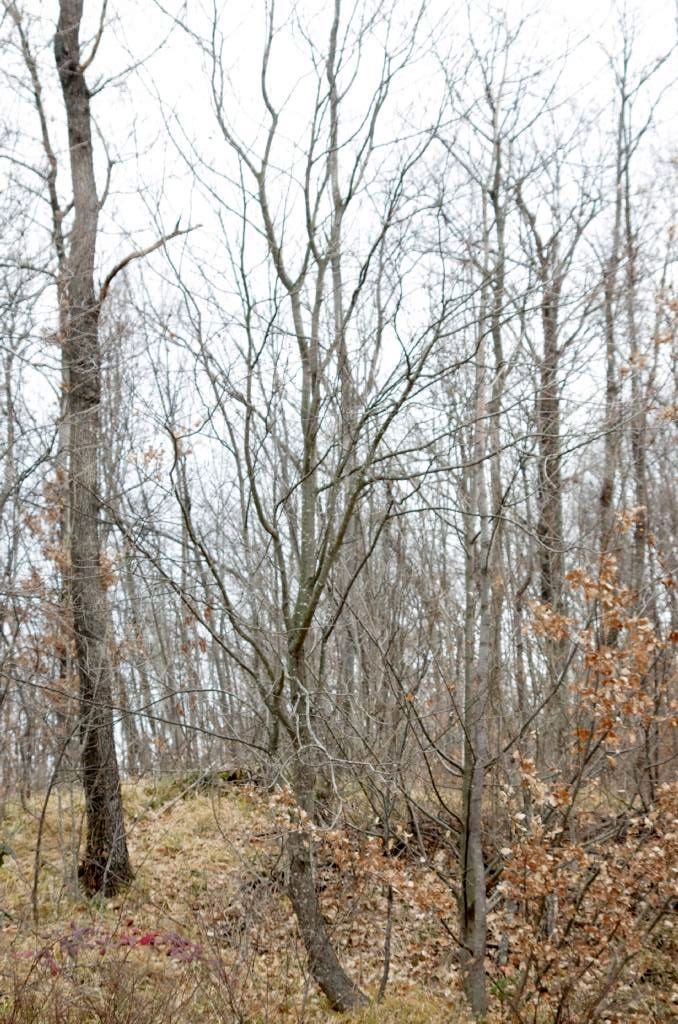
[132,0,463,1008]
[52,0,133,894]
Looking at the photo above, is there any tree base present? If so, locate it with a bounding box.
[78,854,133,898]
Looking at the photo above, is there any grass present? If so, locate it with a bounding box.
[0,779,471,1024]
[4,778,673,1023]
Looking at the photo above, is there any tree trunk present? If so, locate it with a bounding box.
[55,0,132,896]
[536,284,564,610]
[460,509,489,1019]
[459,293,491,1018]
[285,655,367,1012]
[287,825,367,1012]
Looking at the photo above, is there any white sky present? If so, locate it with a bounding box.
[2,0,675,388]
[1,0,675,563]
[4,0,675,266]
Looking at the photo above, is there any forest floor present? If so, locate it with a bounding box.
[0,776,473,1024]
[1,775,675,1023]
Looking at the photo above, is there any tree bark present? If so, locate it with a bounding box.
[287,807,367,1011]
[55,0,132,896]
[536,282,564,610]
[285,649,368,1012]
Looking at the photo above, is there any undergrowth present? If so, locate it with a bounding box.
[1,775,675,1023]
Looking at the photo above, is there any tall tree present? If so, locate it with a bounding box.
[53,0,133,894]
[139,0,451,1008]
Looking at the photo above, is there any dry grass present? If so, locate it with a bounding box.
[4,779,672,1023]
[0,779,472,1024]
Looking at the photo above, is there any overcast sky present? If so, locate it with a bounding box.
[4,1,675,257]
[1,0,675,500]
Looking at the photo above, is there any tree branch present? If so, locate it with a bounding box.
[99,222,198,303]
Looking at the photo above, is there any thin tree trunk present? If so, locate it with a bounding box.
[536,283,564,609]
[459,267,491,1017]
[285,648,368,1012]
[55,0,132,896]
[460,472,490,1019]
[287,758,367,1013]
[600,65,626,562]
